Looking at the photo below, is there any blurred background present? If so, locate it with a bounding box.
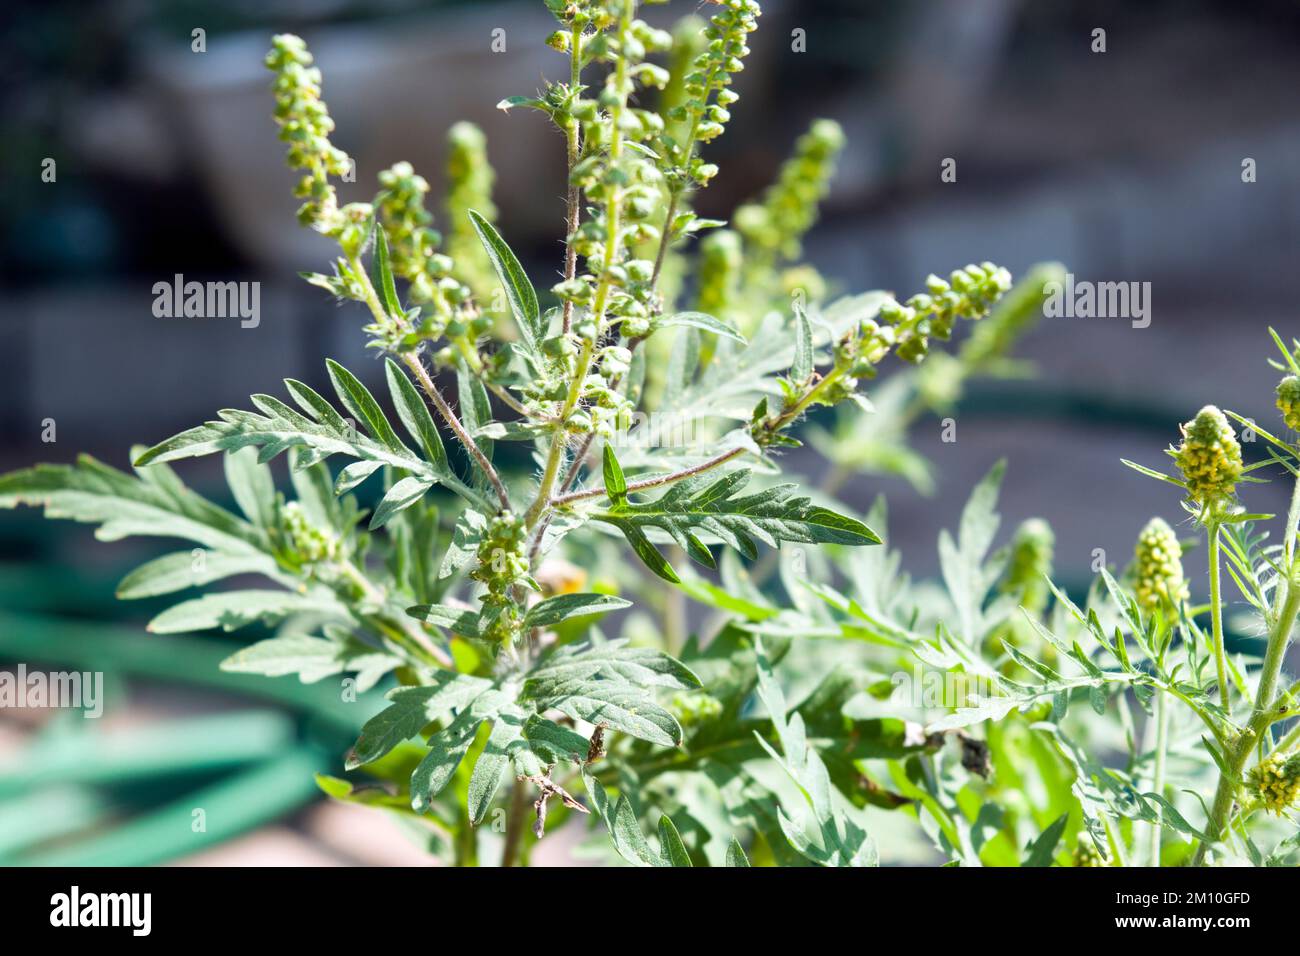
[2,0,1300,864]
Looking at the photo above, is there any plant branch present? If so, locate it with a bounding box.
[346,252,512,511]
[561,22,583,336]
[526,2,633,528]
[1192,561,1300,864]
[552,444,746,507]
[1206,518,1230,710]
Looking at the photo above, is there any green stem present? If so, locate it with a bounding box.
[348,253,511,510]
[1286,465,1300,568]
[1148,690,1168,866]
[1192,571,1300,865]
[561,22,583,336]
[1206,520,1229,711]
[526,1,633,529]
[453,805,478,866]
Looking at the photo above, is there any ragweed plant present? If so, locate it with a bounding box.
[9,0,1203,869]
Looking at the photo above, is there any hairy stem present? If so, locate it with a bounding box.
[348,253,511,510]
[526,1,633,529]
[400,352,511,510]
[561,22,583,336]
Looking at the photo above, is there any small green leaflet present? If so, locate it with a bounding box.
[116,550,274,600]
[348,673,494,768]
[1022,813,1068,867]
[654,310,746,344]
[384,359,448,471]
[791,304,813,384]
[522,639,701,694]
[522,592,631,629]
[369,220,404,320]
[133,359,487,510]
[407,603,482,639]
[369,476,435,530]
[146,589,347,634]
[468,210,544,350]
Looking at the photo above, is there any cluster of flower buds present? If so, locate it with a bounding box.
[694,228,742,319]
[1132,516,1189,615]
[1249,749,1300,815]
[820,263,1012,407]
[368,162,481,353]
[266,35,354,234]
[444,122,499,305]
[1072,836,1107,867]
[734,118,845,264]
[881,263,1014,364]
[660,0,759,189]
[670,690,724,727]
[470,511,531,645]
[277,501,339,567]
[1174,405,1242,511]
[1277,375,1300,432]
[1000,518,1055,616]
[545,5,673,342]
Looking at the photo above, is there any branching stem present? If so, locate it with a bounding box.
[1193,529,1300,864]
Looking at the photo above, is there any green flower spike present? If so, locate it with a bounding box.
[1174,405,1242,511]
[1250,750,1300,815]
[1000,517,1054,615]
[1133,517,1189,615]
[470,511,531,645]
[1277,375,1300,432]
[266,34,353,234]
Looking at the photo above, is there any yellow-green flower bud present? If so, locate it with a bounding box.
[670,690,723,727]
[1277,375,1300,432]
[266,34,352,235]
[1174,405,1242,509]
[445,121,498,306]
[1133,517,1189,614]
[735,117,844,265]
[1072,836,1107,867]
[281,501,338,564]
[1250,750,1300,815]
